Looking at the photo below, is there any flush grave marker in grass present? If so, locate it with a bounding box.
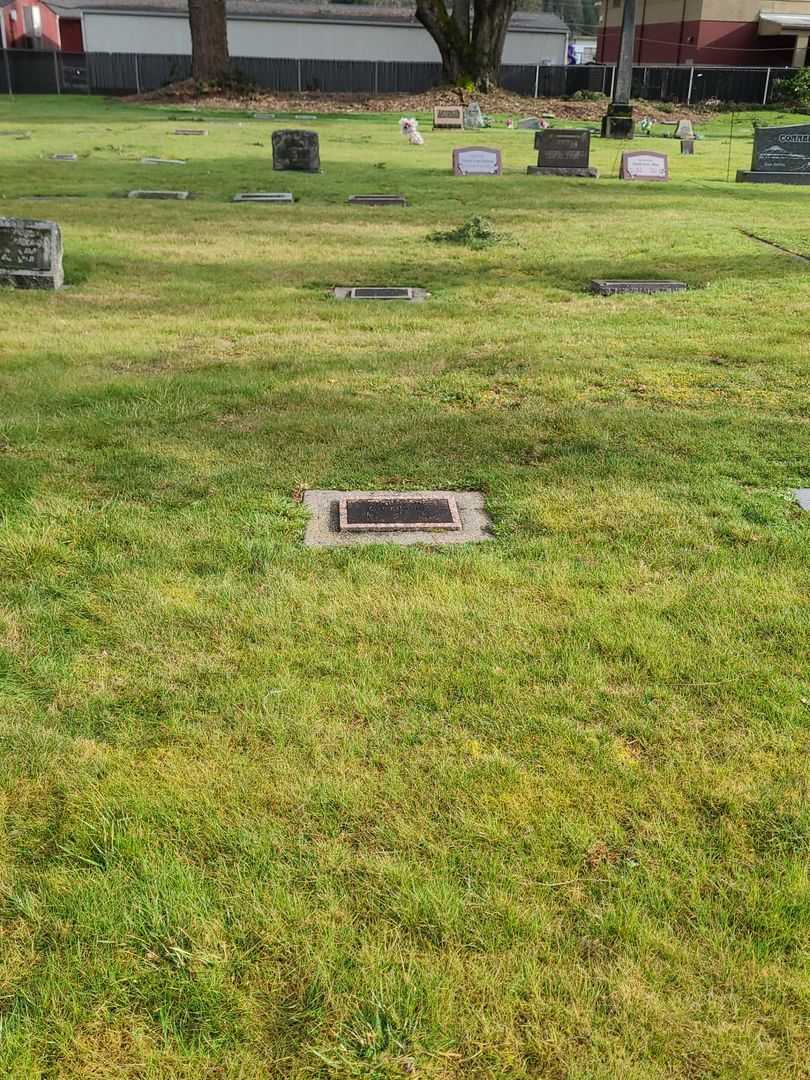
[128,190,190,199]
[795,489,810,511]
[50,153,77,161]
[303,490,492,547]
[174,129,208,136]
[347,194,408,206]
[591,279,687,295]
[232,192,294,203]
[333,286,429,302]
[141,157,187,166]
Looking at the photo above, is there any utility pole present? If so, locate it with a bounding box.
[601,0,636,138]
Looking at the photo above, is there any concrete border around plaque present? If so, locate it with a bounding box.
[620,150,669,181]
[232,192,294,203]
[737,121,810,185]
[591,279,687,295]
[128,190,190,199]
[333,286,429,302]
[303,490,493,548]
[347,194,408,206]
[452,147,502,176]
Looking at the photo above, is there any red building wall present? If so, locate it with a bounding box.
[598,20,796,66]
[2,0,61,50]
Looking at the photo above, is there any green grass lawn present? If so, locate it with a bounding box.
[1,95,809,1079]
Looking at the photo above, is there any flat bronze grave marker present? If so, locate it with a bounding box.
[348,194,408,206]
[128,190,190,199]
[339,494,462,532]
[333,286,428,302]
[591,279,687,295]
[232,192,294,203]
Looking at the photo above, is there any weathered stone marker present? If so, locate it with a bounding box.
[681,139,695,156]
[0,217,64,290]
[128,190,190,199]
[737,122,810,185]
[141,157,187,166]
[433,106,464,130]
[50,153,78,162]
[675,119,695,140]
[517,116,542,130]
[232,192,294,203]
[347,194,408,206]
[591,279,686,295]
[528,129,597,178]
[463,102,485,130]
[794,489,810,511]
[620,150,669,180]
[452,147,502,176]
[174,128,208,136]
[272,130,320,172]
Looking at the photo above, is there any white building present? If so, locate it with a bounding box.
[68,0,568,64]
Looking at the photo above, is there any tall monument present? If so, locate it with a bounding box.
[602,0,636,139]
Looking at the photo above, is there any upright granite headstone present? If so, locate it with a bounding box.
[0,218,63,290]
[272,130,320,172]
[463,102,485,130]
[737,122,810,185]
[675,119,695,140]
[620,150,669,181]
[452,147,502,176]
[528,129,597,178]
[433,106,464,130]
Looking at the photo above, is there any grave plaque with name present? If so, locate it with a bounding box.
[348,194,408,206]
[339,494,462,532]
[528,129,597,178]
[233,192,294,203]
[452,147,502,176]
[433,106,464,130]
[141,157,186,166]
[272,129,320,172]
[620,150,669,181]
[128,190,190,199]
[0,217,63,290]
[50,153,78,161]
[591,279,686,295]
[174,128,208,136]
[737,122,810,185]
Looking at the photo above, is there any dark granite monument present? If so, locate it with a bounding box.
[737,122,810,185]
[0,217,63,290]
[528,129,597,178]
[272,130,320,172]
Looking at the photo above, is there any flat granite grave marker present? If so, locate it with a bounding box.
[303,489,492,548]
[517,116,542,130]
[174,128,208,136]
[0,131,31,139]
[50,153,78,161]
[347,194,408,206]
[232,192,294,203]
[333,286,429,302]
[141,157,187,166]
[591,279,686,295]
[253,113,276,120]
[452,146,502,176]
[433,106,464,130]
[737,122,810,185]
[620,150,669,180]
[272,129,320,172]
[0,217,63,290]
[128,190,190,199]
[528,129,597,178]
[794,489,810,511]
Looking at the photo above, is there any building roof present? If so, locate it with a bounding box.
[32,0,567,33]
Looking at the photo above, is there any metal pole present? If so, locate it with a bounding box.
[609,64,615,99]
[687,64,694,105]
[3,50,12,98]
[726,111,735,183]
[534,63,540,98]
[54,49,61,94]
[297,58,302,93]
[374,59,378,94]
[763,66,771,106]
[134,53,141,95]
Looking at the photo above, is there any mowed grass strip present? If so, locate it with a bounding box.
[0,96,809,1079]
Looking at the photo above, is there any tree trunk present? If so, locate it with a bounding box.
[415,0,515,90]
[188,0,230,84]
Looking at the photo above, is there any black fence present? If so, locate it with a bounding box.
[0,50,799,104]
